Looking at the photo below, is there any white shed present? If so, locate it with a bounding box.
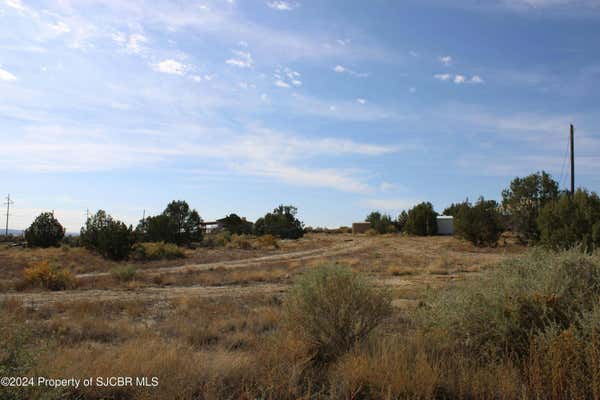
[437,216,454,235]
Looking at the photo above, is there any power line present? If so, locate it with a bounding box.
[4,194,14,236]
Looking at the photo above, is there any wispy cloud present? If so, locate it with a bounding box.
[0,67,17,81]
[435,73,484,84]
[153,59,187,75]
[266,1,299,11]
[439,55,452,66]
[333,64,369,78]
[225,50,254,68]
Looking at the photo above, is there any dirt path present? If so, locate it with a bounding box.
[1,237,373,306]
[78,236,371,278]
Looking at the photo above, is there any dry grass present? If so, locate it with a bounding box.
[1,233,543,399]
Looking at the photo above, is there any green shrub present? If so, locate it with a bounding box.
[421,249,600,360]
[136,200,203,245]
[131,242,185,261]
[0,314,38,400]
[220,213,253,235]
[454,197,503,246]
[538,189,600,253]
[404,202,438,236]
[443,200,470,217]
[501,170,559,244]
[365,211,397,234]
[80,210,135,260]
[21,261,76,291]
[24,212,65,248]
[202,231,232,247]
[254,205,304,239]
[283,265,392,364]
[110,265,138,282]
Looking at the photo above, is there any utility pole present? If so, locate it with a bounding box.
[4,194,13,236]
[570,124,575,197]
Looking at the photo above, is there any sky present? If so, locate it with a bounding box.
[1,0,600,232]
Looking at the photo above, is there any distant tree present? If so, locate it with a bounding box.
[501,171,559,244]
[454,197,503,247]
[137,200,203,245]
[24,212,65,247]
[443,200,470,217]
[396,211,408,232]
[404,202,438,236]
[254,205,304,239]
[80,210,135,260]
[538,189,600,253]
[366,211,396,234]
[220,213,253,235]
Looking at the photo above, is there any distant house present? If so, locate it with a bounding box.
[352,222,371,234]
[437,216,454,235]
[199,220,225,233]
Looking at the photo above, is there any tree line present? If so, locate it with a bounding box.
[365,170,600,250]
[23,202,305,260]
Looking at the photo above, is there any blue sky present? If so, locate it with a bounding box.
[2,0,600,231]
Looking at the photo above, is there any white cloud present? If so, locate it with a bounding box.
[439,55,453,66]
[48,21,71,34]
[435,73,484,85]
[266,1,299,10]
[4,0,25,11]
[126,33,147,54]
[0,67,17,81]
[332,64,369,78]
[356,98,366,104]
[153,59,186,75]
[454,74,466,84]
[226,50,253,68]
[274,79,290,88]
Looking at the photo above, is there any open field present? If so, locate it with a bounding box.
[1,233,536,399]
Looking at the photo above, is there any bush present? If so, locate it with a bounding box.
[422,249,600,360]
[24,212,65,247]
[538,189,600,253]
[136,200,203,246]
[226,234,253,250]
[255,234,279,249]
[21,261,76,290]
[130,242,186,261]
[202,231,231,248]
[454,197,504,246]
[501,170,559,244]
[110,265,138,282]
[404,202,438,236]
[443,200,470,217]
[365,211,396,234]
[254,205,304,239]
[220,214,253,235]
[283,265,392,364]
[80,210,135,260]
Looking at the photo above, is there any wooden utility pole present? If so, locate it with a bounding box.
[4,194,13,236]
[570,124,575,197]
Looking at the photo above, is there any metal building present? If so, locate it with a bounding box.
[436,216,454,235]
